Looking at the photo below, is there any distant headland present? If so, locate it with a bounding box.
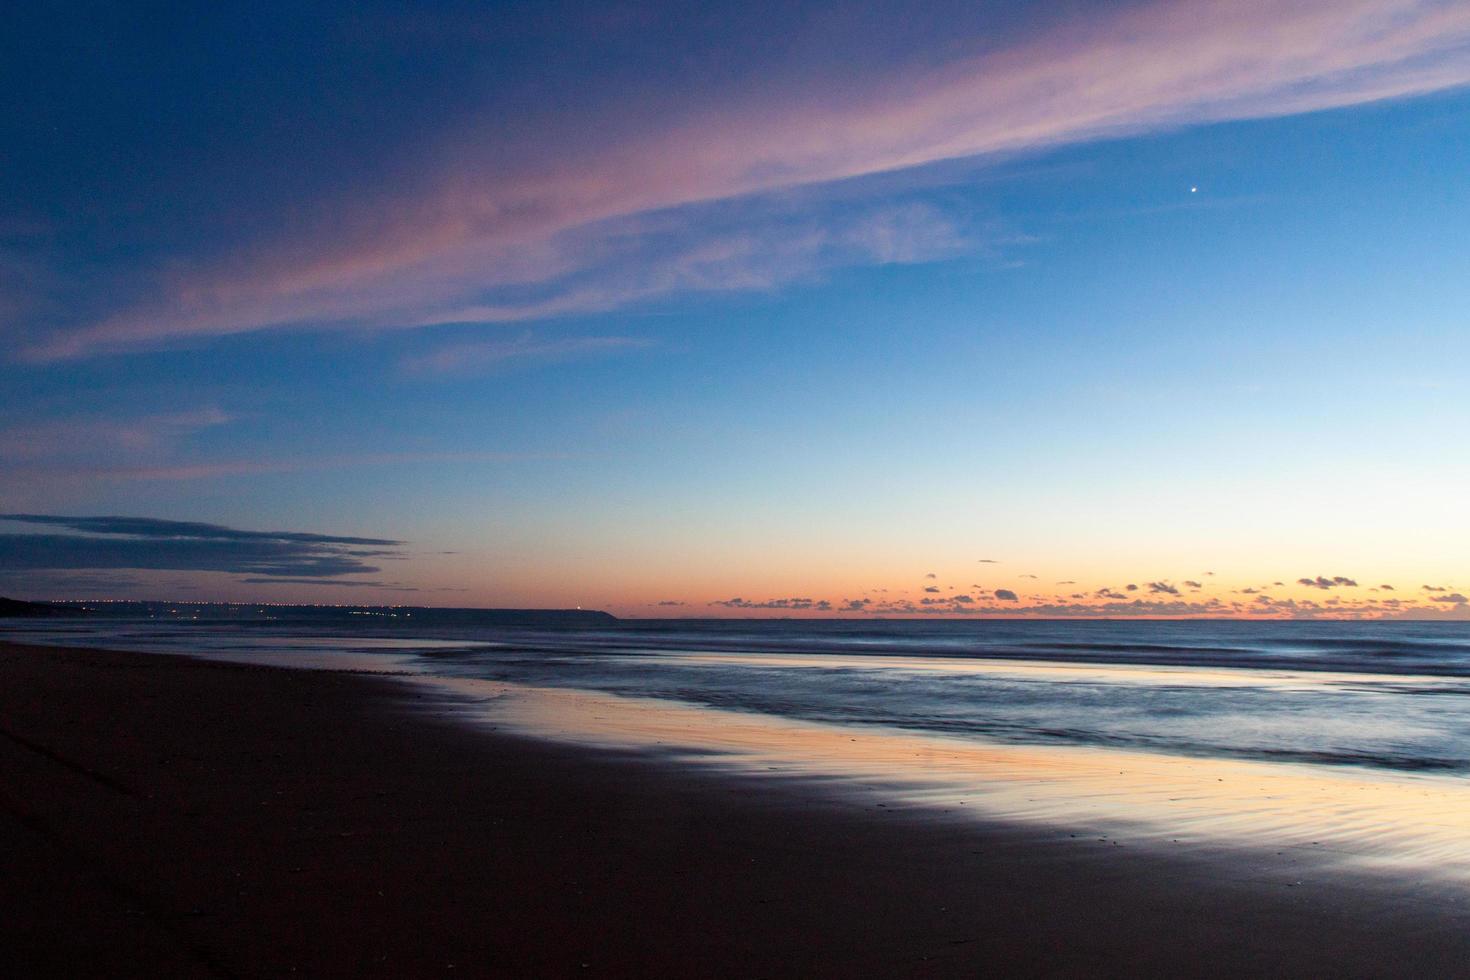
[0,597,618,627]
[0,596,68,617]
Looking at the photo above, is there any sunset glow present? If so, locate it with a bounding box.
[2,1,1467,617]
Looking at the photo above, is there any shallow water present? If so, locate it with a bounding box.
[432,675,1470,882]
[11,616,1470,773]
[8,615,1470,879]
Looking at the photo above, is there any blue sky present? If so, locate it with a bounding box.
[3,1,1469,616]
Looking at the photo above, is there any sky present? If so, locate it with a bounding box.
[2,0,1469,618]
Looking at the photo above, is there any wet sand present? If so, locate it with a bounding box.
[3,640,1468,978]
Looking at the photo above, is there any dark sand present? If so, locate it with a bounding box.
[3,641,1468,978]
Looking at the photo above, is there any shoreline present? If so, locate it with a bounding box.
[4,640,1469,977]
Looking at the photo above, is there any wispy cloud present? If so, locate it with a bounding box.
[3,450,565,483]
[0,409,234,460]
[0,514,401,579]
[403,333,650,376]
[21,0,1470,360]
[0,514,397,546]
[410,200,977,329]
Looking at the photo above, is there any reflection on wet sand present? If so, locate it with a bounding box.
[419,675,1470,883]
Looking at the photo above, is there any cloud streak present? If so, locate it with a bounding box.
[0,514,402,579]
[0,409,234,459]
[21,0,1470,359]
[402,333,650,376]
[2,450,566,484]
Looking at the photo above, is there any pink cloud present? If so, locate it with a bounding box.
[25,0,1470,360]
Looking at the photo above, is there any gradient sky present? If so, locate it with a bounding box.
[2,0,1468,617]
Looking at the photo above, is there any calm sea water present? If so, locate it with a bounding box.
[7,615,1470,776]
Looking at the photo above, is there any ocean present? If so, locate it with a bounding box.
[7,613,1470,773]
[9,611,1470,877]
